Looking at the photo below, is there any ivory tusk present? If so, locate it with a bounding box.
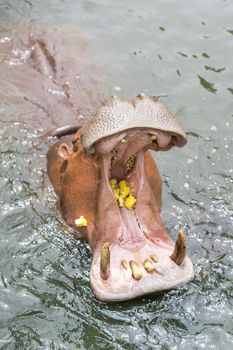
[170,230,186,265]
[100,242,110,279]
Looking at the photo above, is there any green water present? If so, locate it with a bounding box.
[0,1,232,349]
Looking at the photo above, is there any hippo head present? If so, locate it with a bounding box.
[81,94,194,301]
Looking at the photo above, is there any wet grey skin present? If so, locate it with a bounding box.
[81,93,187,153]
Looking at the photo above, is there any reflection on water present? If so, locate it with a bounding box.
[0,0,233,349]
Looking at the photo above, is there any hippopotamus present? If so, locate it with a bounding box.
[47,93,194,301]
[0,24,193,301]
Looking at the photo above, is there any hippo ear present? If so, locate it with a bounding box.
[57,143,73,159]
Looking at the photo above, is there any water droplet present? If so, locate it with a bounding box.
[0,36,11,43]
[113,86,122,92]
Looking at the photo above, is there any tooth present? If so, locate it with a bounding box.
[130,260,142,280]
[149,134,157,144]
[89,146,95,154]
[170,230,186,265]
[125,155,136,173]
[121,138,127,143]
[143,259,155,273]
[121,260,127,269]
[149,134,157,141]
[100,242,110,279]
[150,254,158,263]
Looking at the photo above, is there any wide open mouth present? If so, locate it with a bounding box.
[89,128,194,301]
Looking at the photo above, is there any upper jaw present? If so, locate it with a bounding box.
[87,128,194,301]
[81,94,188,153]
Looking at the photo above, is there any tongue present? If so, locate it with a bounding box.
[118,207,145,249]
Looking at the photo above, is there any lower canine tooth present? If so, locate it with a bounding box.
[100,242,110,279]
[143,259,155,273]
[170,230,186,265]
[130,260,142,280]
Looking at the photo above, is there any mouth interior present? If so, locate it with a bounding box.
[105,129,170,243]
[90,128,194,301]
[108,130,161,200]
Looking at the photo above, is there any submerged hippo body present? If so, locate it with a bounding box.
[47,94,194,301]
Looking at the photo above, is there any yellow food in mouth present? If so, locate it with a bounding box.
[75,215,88,227]
[124,195,137,210]
[110,179,136,210]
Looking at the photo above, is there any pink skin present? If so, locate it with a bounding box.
[89,129,194,301]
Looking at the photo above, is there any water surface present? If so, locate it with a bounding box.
[0,1,233,349]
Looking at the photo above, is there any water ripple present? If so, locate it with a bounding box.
[0,0,233,349]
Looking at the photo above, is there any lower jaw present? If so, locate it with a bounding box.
[89,193,194,302]
[89,151,194,301]
[90,238,194,301]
